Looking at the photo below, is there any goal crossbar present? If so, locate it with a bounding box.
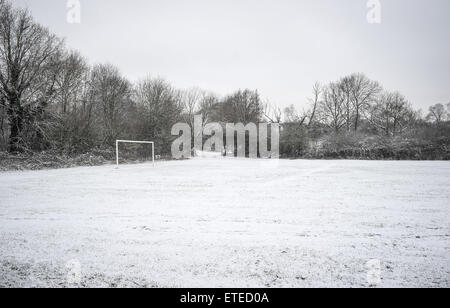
[116,140,155,167]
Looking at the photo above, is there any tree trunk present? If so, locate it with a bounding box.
[354,107,359,131]
[7,97,25,153]
[393,118,398,136]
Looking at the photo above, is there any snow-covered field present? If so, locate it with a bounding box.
[0,158,449,288]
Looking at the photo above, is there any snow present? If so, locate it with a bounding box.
[0,158,449,288]
[194,150,223,158]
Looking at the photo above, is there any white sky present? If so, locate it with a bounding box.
[14,0,450,111]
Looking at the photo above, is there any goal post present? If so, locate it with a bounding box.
[116,140,155,167]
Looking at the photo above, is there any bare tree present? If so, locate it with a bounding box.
[47,51,93,152]
[0,0,63,152]
[368,91,414,136]
[307,82,322,127]
[447,103,450,120]
[349,73,382,131]
[426,103,447,124]
[198,92,218,126]
[181,87,203,129]
[283,105,297,123]
[339,76,354,131]
[89,64,132,145]
[281,83,322,128]
[0,94,6,149]
[215,89,263,124]
[283,105,308,128]
[319,82,346,132]
[134,77,183,122]
[54,50,89,114]
[134,77,183,153]
[263,102,282,123]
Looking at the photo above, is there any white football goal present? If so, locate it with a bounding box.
[115,140,155,167]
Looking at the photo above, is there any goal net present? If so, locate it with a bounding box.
[115,140,155,167]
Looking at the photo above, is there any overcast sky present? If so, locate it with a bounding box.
[13,0,450,111]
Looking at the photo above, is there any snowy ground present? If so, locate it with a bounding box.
[0,158,449,288]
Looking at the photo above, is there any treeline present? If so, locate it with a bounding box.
[0,0,449,167]
[279,76,450,160]
[0,0,265,159]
